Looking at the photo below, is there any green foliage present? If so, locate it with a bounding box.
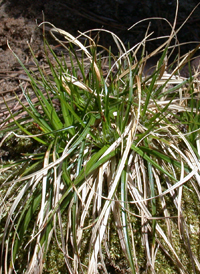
[1,21,200,274]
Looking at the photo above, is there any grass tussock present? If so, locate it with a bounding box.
[1,8,200,274]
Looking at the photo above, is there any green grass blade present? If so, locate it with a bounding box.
[131,143,176,181]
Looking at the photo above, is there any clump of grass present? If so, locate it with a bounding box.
[1,7,200,274]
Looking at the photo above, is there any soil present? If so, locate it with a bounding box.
[0,0,200,121]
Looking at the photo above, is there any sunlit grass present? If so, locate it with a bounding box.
[1,11,200,274]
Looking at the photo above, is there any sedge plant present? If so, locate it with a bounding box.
[1,11,200,274]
